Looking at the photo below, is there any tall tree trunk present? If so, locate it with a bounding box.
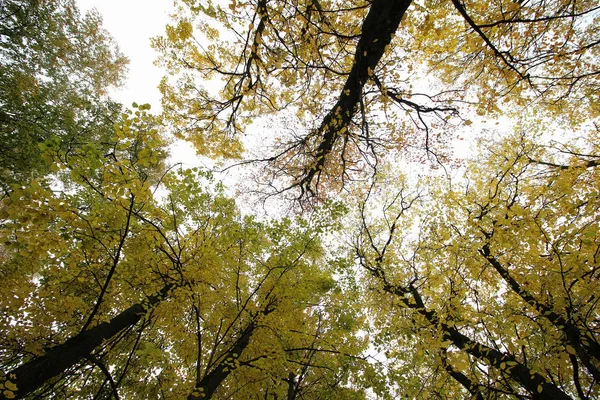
[298,0,413,194]
[1,285,172,400]
[286,372,297,400]
[383,282,573,399]
[187,301,276,400]
[481,244,600,381]
[187,321,258,400]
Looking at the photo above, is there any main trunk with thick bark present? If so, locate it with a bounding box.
[299,0,413,193]
[1,285,171,400]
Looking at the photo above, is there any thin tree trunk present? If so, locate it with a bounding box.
[382,282,573,399]
[439,349,485,400]
[481,244,600,381]
[187,301,276,400]
[187,321,258,400]
[286,372,297,400]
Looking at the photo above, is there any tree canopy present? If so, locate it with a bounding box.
[0,0,128,192]
[355,130,600,398]
[1,0,599,399]
[154,0,599,201]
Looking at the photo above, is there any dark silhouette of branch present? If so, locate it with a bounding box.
[1,285,172,400]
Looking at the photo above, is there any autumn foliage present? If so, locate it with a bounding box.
[1,0,599,399]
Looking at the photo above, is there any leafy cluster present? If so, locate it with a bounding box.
[357,131,600,398]
[0,0,128,192]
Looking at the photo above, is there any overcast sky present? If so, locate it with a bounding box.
[76,0,173,109]
[76,0,204,169]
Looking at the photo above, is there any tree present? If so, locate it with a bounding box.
[3,0,600,398]
[0,105,370,399]
[154,0,599,203]
[354,129,600,398]
[0,105,170,398]
[0,0,128,191]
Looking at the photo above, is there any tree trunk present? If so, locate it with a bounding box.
[187,321,258,400]
[1,285,172,400]
[481,244,600,381]
[383,283,573,400]
[298,0,413,193]
[439,350,485,399]
[286,372,297,400]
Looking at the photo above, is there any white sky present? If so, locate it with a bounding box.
[74,0,275,212]
[76,0,202,169]
[77,0,172,108]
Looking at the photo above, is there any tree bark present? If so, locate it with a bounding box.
[286,372,297,400]
[383,282,573,399]
[439,350,485,399]
[1,285,172,400]
[187,321,258,400]
[298,0,413,194]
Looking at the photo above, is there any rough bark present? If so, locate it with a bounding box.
[481,244,600,382]
[1,285,172,400]
[299,0,413,195]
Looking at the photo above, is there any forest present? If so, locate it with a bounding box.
[0,0,599,398]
